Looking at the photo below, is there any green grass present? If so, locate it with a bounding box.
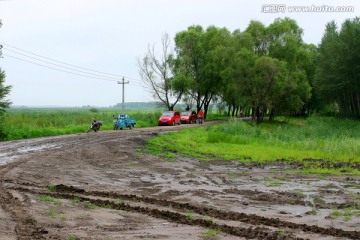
[330,207,360,221]
[71,197,81,204]
[37,196,62,205]
[202,229,221,237]
[3,108,164,140]
[48,208,66,219]
[3,108,227,141]
[185,210,195,221]
[146,116,360,175]
[68,237,79,240]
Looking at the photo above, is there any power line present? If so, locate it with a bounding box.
[0,42,144,83]
[4,54,116,82]
[4,48,125,81]
[3,53,153,91]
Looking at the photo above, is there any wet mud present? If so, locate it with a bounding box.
[0,122,359,239]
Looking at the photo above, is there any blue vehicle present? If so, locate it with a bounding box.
[113,114,136,130]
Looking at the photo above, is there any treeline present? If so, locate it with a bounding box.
[139,17,360,122]
[315,17,360,119]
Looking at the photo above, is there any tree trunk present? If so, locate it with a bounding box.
[269,109,275,121]
[235,106,239,117]
[251,106,256,126]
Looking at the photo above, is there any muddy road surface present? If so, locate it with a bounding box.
[0,122,359,240]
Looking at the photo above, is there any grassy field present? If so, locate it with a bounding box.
[4,108,360,175]
[3,108,163,140]
[147,116,360,175]
[3,108,226,141]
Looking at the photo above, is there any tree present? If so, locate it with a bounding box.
[315,17,360,118]
[138,33,185,110]
[174,25,231,118]
[0,20,12,139]
[0,19,2,56]
[0,72,12,140]
[220,30,255,117]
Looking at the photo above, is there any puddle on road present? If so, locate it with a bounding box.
[0,143,62,165]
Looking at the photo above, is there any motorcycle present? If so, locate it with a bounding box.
[86,120,103,133]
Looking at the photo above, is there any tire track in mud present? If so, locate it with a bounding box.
[11,185,303,240]
[0,122,222,239]
[10,184,360,240]
[0,161,47,239]
[0,122,212,166]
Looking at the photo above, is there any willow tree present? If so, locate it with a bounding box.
[174,25,231,118]
[138,33,185,110]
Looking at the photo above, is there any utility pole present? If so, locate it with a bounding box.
[117,77,129,111]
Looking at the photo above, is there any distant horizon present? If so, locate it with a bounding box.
[9,101,180,109]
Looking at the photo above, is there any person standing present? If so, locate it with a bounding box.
[197,109,204,124]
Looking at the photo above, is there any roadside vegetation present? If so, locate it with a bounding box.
[2,108,224,141]
[3,108,161,140]
[147,116,360,175]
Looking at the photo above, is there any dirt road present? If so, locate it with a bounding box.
[0,123,359,240]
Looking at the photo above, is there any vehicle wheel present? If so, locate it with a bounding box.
[129,124,132,129]
[114,126,118,130]
[120,128,123,130]
[172,121,175,126]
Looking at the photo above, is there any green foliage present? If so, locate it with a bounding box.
[89,108,98,113]
[0,69,12,140]
[48,185,56,191]
[315,17,360,118]
[174,25,231,116]
[216,18,313,122]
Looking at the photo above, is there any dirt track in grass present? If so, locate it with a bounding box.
[0,122,359,240]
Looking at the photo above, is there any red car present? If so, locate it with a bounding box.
[158,111,181,126]
[180,111,197,124]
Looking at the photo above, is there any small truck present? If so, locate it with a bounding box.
[113,114,137,130]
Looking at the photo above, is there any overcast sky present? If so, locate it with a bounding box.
[0,0,358,107]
